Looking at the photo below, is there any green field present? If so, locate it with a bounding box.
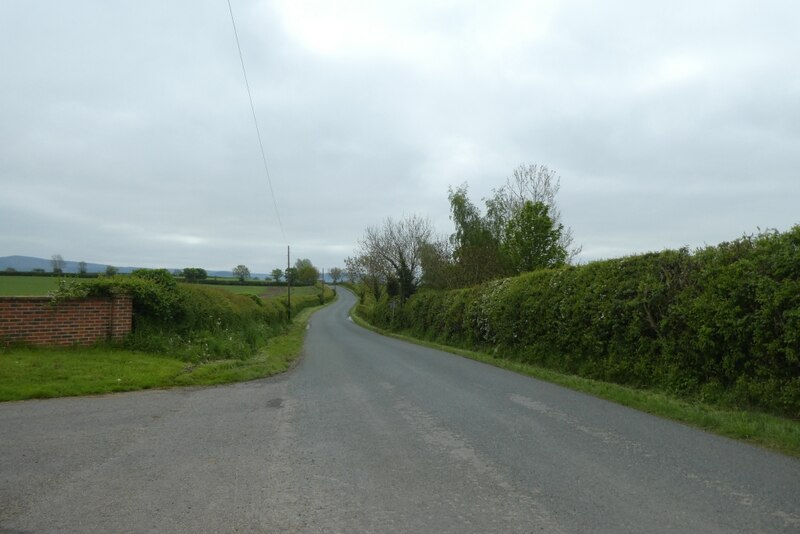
[0,276,323,299]
[210,284,323,299]
[0,276,62,296]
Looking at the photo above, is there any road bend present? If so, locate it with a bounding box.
[1,288,798,533]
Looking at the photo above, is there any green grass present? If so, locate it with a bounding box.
[348,301,800,458]
[0,303,324,402]
[0,276,62,296]
[206,284,269,296]
[0,276,323,299]
[0,347,186,400]
[212,284,321,299]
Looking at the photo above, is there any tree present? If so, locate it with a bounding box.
[78,261,88,275]
[51,254,65,274]
[418,239,458,290]
[445,163,579,285]
[294,258,319,285]
[271,268,284,283]
[502,200,566,272]
[284,267,299,285]
[328,267,343,285]
[346,254,385,302]
[355,215,433,301]
[485,163,580,262]
[182,267,207,283]
[105,265,118,276]
[448,185,510,286]
[232,264,251,282]
[344,256,364,283]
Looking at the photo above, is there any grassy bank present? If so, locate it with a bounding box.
[0,270,335,401]
[350,305,800,458]
[0,303,323,402]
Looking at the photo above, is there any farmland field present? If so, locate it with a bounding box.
[0,276,62,296]
[213,284,321,299]
[0,276,324,299]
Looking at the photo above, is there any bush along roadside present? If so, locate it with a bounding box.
[363,227,800,419]
[49,269,335,363]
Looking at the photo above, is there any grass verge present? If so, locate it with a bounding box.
[0,303,324,402]
[349,306,800,458]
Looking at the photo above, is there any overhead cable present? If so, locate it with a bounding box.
[227,0,286,244]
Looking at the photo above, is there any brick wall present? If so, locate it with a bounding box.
[0,296,133,347]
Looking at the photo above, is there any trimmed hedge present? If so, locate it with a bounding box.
[367,227,800,417]
[51,270,335,362]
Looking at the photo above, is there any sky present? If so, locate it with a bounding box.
[2,0,799,273]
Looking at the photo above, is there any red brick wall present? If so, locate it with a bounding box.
[0,296,133,347]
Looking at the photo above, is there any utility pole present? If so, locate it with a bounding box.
[287,245,291,320]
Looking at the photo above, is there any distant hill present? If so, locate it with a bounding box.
[0,255,128,274]
[0,256,280,280]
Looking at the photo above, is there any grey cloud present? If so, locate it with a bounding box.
[1,0,798,271]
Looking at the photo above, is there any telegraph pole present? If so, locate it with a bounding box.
[287,245,291,320]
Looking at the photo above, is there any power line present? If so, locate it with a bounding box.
[226,0,286,244]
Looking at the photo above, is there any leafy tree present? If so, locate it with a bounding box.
[329,267,343,285]
[78,261,88,275]
[444,163,578,285]
[51,254,65,274]
[182,267,207,283]
[271,268,284,282]
[284,267,299,285]
[386,276,400,298]
[105,265,118,276]
[294,258,319,285]
[232,264,251,282]
[419,239,459,290]
[502,200,566,272]
[486,163,580,262]
[448,185,510,286]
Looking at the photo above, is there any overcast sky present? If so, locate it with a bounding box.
[2,1,798,273]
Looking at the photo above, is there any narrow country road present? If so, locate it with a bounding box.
[1,289,799,533]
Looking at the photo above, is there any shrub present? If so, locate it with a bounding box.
[49,270,303,362]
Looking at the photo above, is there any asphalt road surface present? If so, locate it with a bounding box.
[1,289,799,533]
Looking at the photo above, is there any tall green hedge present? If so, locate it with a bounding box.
[53,270,335,362]
[368,227,800,417]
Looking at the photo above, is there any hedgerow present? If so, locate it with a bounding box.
[51,269,334,362]
[365,227,800,417]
